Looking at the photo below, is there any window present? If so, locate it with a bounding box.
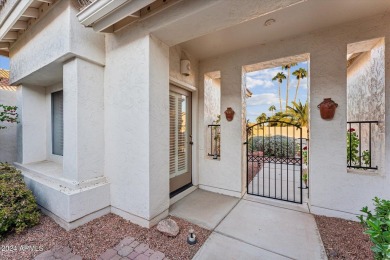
[51,91,63,156]
[204,71,221,159]
[346,38,385,171]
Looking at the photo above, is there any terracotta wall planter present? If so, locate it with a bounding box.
[317,98,338,120]
[224,107,235,121]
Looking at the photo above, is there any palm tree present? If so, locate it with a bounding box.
[272,72,286,112]
[282,63,298,110]
[256,113,268,124]
[269,111,285,126]
[281,101,308,127]
[292,68,307,104]
[268,105,276,116]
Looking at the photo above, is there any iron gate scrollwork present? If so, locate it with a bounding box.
[246,120,304,204]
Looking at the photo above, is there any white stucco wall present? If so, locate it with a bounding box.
[63,58,105,182]
[198,64,244,197]
[16,85,47,164]
[0,88,17,163]
[198,14,390,217]
[9,0,105,85]
[105,26,170,226]
[9,0,108,228]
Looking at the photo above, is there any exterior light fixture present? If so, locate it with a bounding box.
[187,228,197,245]
[180,60,191,76]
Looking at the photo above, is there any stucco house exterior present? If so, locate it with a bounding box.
[0,0,389,230]
[0,69,17,163]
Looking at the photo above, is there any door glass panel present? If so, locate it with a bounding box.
[169,91,189,178]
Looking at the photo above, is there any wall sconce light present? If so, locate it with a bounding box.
[181,60,191,76]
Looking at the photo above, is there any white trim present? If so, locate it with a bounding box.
[0,0,34,41]
[77,0,128,27]
[169,77,197,92]
[199,184,241,198]
[93,0,154,32]
[77,0,154,32]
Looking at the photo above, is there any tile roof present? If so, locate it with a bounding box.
[0,69,16,91]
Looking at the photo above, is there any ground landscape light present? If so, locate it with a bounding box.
[264,18,276,26]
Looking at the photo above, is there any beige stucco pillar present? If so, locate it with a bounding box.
[16,85,46,164]
[105,33,170,227]
[62,57,105,182]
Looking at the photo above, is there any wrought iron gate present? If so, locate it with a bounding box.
[246,120,304,204]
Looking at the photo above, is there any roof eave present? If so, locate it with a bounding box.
[77,0,155,32]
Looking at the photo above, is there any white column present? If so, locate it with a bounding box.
[149,35,170,219]
[220,65,243,193]
[63,58,104,182]
[16,85,46,164]
[105,34,169,226]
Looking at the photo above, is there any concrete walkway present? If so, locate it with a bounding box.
[170,189,327,260]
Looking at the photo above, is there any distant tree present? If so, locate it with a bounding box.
[272,72,286,112]
[256,113,268,124]
[281,101,308,127]
[246,119,252,136]
[0,105,18,129]
[268,105,276,116]
[268,111,285,126]
[292,68,307,104]
[282,63,298,111]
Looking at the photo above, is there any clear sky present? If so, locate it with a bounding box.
[246,61,308,122]
[0,56,10,70]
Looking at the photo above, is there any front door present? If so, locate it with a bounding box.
[169,85,192,193]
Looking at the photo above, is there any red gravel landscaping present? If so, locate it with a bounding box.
[0,213,211,260]
[314,215,374,260]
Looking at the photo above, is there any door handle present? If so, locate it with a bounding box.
[189,141,194,145]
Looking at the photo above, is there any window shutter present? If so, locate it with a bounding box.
[169,92,188,177]
[169,94,176,175]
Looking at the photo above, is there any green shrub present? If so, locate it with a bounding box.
[248,135,298,158]
[0,163,40,239]
[358,197,390,259]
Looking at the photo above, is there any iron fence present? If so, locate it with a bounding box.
[347,121,379,170]
[207,124,220,159]
[246,121,303,204]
